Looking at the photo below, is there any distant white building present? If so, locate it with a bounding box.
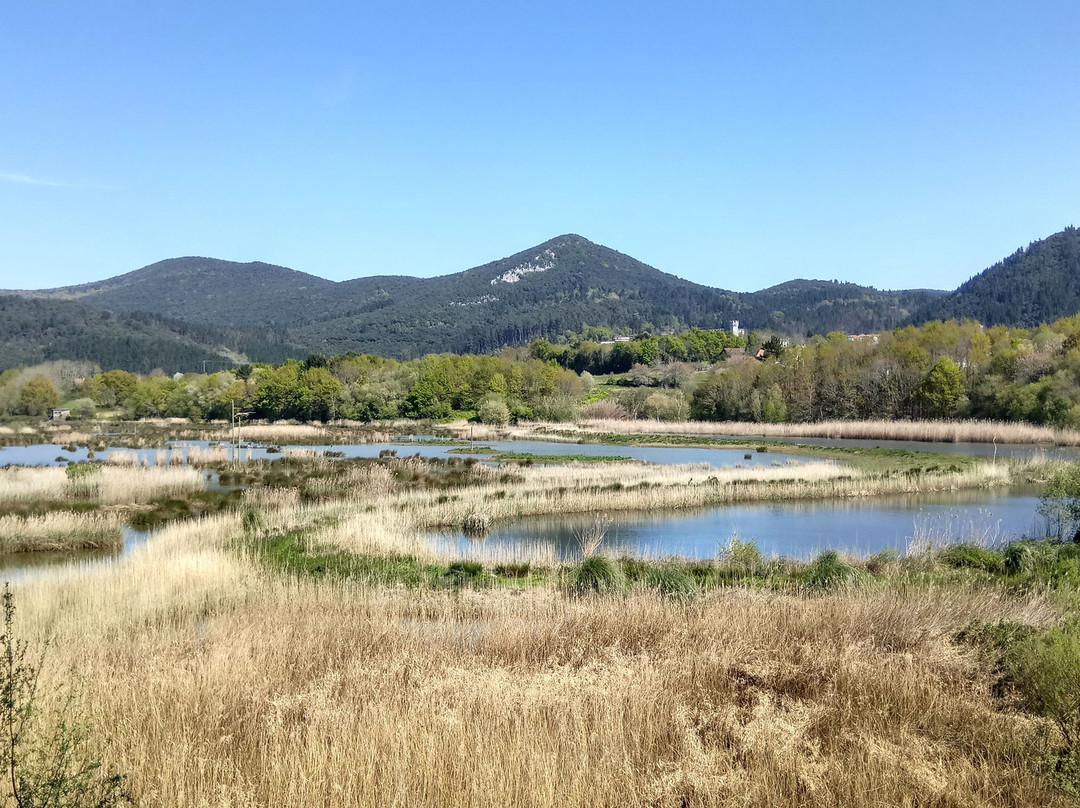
[730,320,746,337]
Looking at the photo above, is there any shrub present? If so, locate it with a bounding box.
[866,546,901,574]
[802,550,867,591]
[448,560,483,577]
[65,462,100,481]
[641,565,697,599]
[445,560,485,587]
[1005,539,1062,575]
[0,587,131,807]
[1008,622,1080,750]
[566,555,627,596]
[493,562,531,579]
[717,534,763,571]
[939,543,1006,574]
[582,399,628,420]
[477,398,510,426]
[242,505,267,536]
[1038,462,1080,541]
[461,511,490,536]
[69,398,96,420]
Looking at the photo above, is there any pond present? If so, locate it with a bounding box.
[0,525,155,582]
[430,488,1047,561]
[706,434,1080,462]
[0,439,812,470]
[0,435,1060,569]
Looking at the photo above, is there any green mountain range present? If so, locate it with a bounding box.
[909,226,1080,328]
[2,228,1075,372]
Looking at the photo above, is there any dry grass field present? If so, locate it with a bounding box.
[513,417,1080,446]
[2,449,1077,806]
[10,508,1073,808]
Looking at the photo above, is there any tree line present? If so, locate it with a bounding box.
[6,315,1080,428]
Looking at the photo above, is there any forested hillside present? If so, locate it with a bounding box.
[16,314,1079,428]
[911,226,1080,327]
[8,235,940,361]
[0,296,298,374]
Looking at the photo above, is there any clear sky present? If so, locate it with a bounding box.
[1,1,1078,292]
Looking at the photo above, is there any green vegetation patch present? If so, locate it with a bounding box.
[802,550,869,591]
[958,618,1080,796]
[565,555,628,596]
[126,489,242,529]
[490,451,634,463]
[938,543,1007,574]
[247,531,550,589]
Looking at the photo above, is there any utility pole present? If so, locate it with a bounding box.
[231,401,252,465]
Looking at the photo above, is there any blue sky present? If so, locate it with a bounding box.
[1,1,1077,292]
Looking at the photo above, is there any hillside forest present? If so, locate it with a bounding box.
[7,315,1080,428]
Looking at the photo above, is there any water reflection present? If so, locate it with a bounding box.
[0,439,812,470]
[431,489,1047,561]
[0,525,154,583]
[708,434,1080,462]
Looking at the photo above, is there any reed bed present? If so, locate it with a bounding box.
[238,422,332,442]
[0,511,123,552]
[405,464,1011,536]
[439,421,515,442]
[97,465,205,504]
[0,465,205,505]
[184,444,229,465]
[8,548,1069,808]
[557,417,1080,445]
[0,466,69,501]
[287,460,1015,560]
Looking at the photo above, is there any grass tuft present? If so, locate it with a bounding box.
[640,565,697,599]
[566,555,628,595]
[939,543,1007,574]
[802,550,867,591]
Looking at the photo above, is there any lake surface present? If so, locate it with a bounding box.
[0,434,1062,567]
[0,525,154,582]
[431,488,1046,560]
[0,439,811,470]
[707,434,1080,462]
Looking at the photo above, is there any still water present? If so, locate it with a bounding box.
[0,435,1061,568]
[0,439,810,470]
[431,488,1046,561]
[0,525,153,583]
[707,434,1080,462]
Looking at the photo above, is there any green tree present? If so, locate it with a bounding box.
[477,398,510,425]
[917,357,964,418]
[17,376,60,417]
[91,371,138,408]
[298,367,343,422]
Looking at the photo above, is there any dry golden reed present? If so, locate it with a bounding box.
[553,417,1080,445]
[0,465,204,504]
[10,527,1070,808]
[0,511,123,552]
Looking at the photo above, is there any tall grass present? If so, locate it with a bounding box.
[550,417,1080,445]
[8,540,1069,807]
[0,453,1072,806]
[400,461,1010,535]
[0,511,123,552]
[0,465,204,505]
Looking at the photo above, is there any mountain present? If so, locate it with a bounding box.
[28,257,345,330]
[910,226,1080,328]
[740,280,942,337]
[4,235,939,365]
[0,295,300,374]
